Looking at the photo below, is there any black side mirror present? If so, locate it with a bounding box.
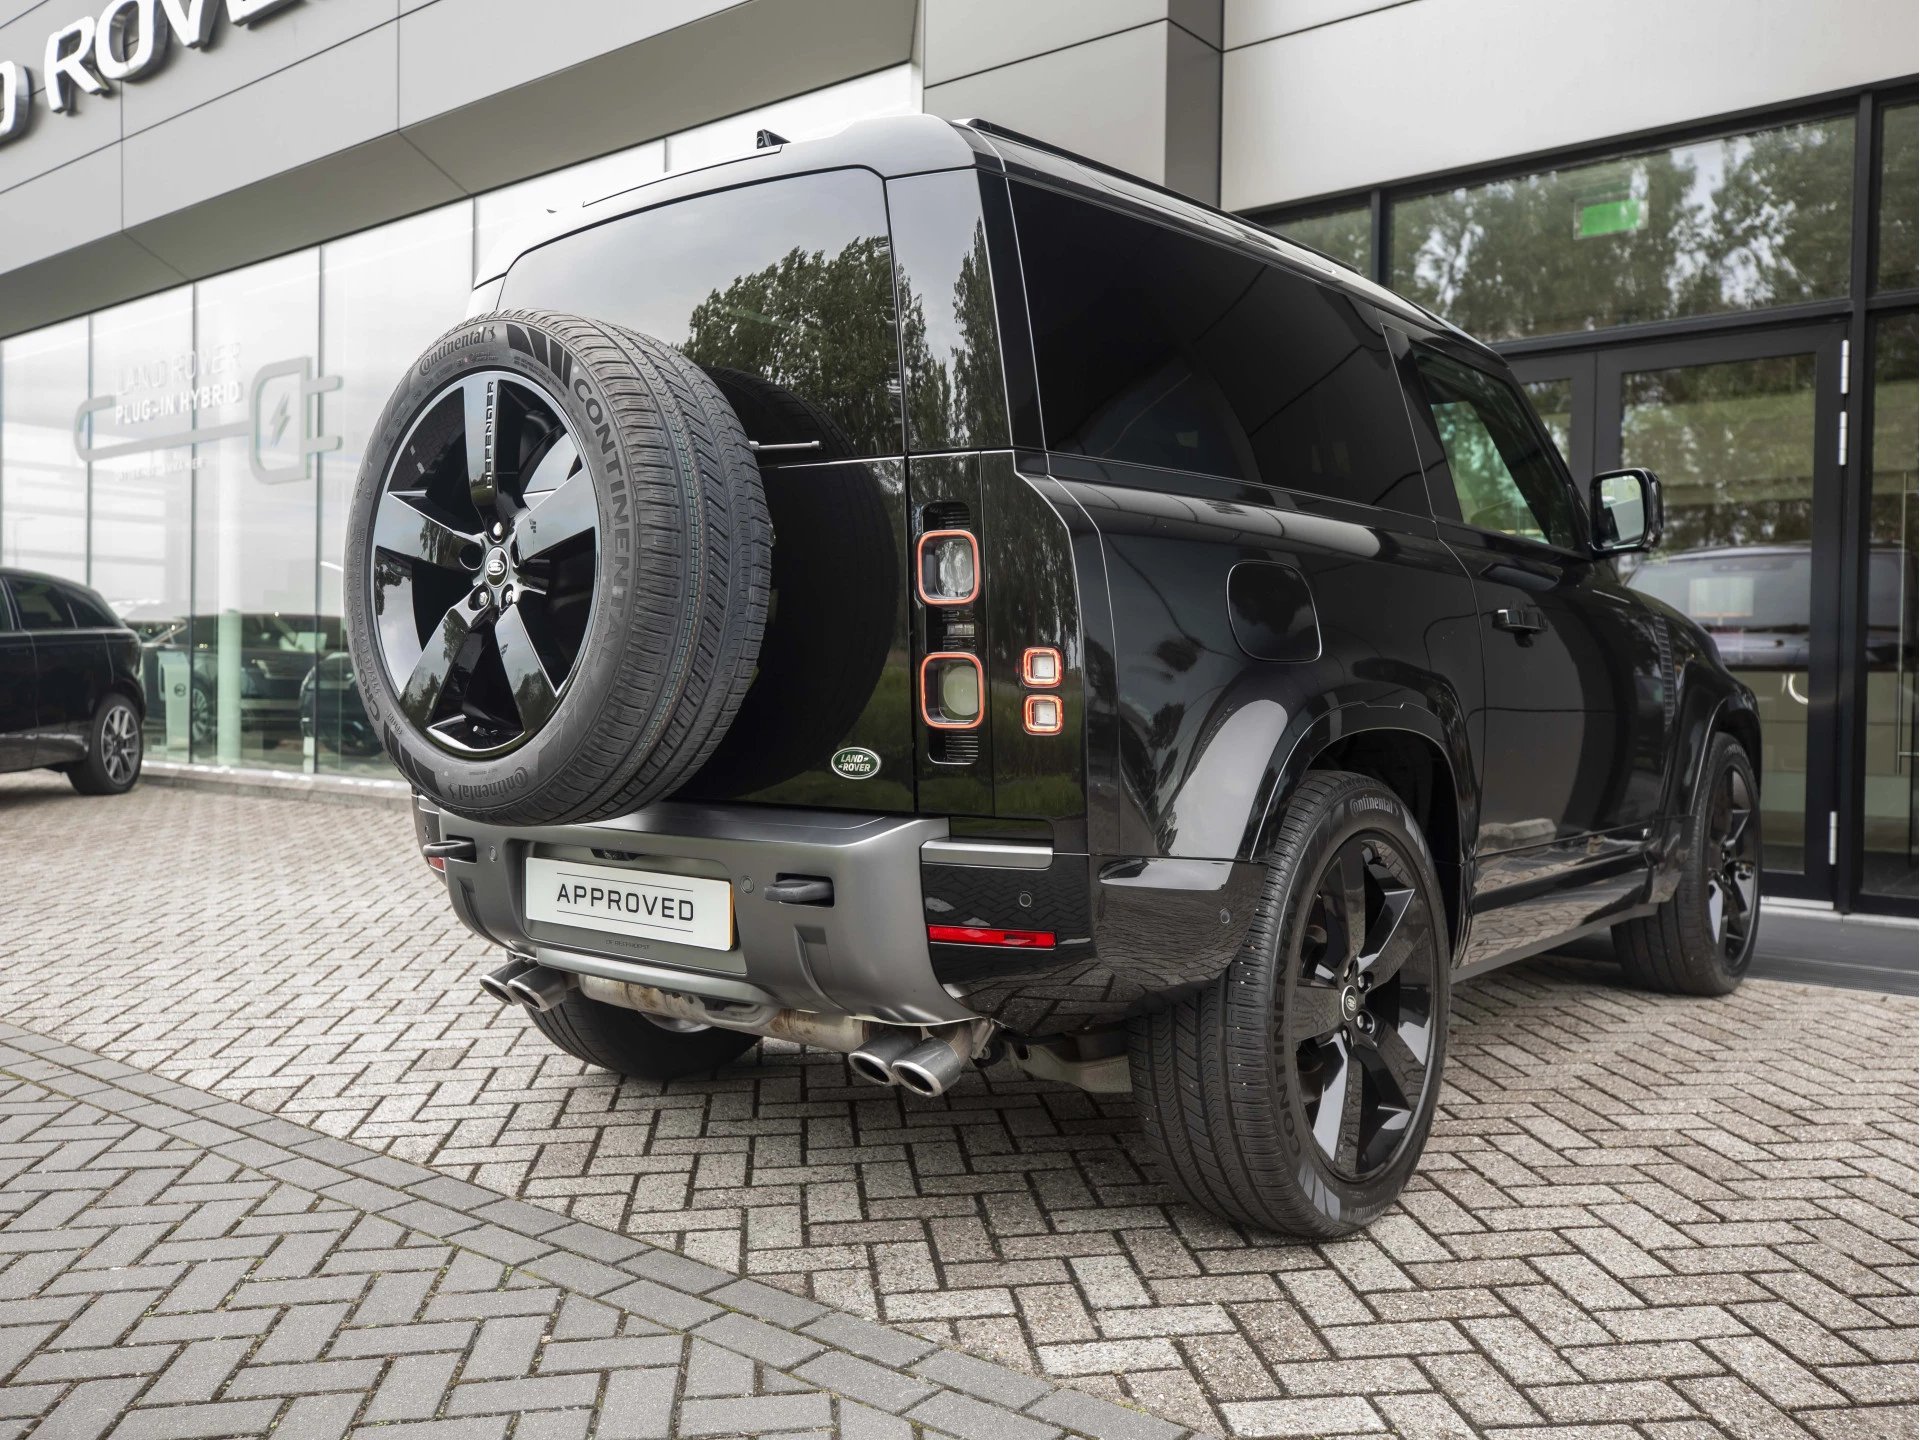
[1590,468,1663,555]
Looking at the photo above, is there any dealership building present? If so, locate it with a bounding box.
[0,0,1912,912]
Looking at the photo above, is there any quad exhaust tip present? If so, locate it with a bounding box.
[478,957,533,1005]
[890,1036,969,1097]
[481,959,575,1014]
[505,966,575,1013]
[847,1030,918,1087]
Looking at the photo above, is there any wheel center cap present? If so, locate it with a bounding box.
[484,547,509,582]
[1341,987,1361,1019]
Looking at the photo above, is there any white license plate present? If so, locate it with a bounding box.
[524,857,734,951]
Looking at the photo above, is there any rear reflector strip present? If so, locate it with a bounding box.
[928,924,1056,949]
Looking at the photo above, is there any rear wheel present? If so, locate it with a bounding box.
[1613,734,1761,995]
[69,694,143,795]
[528,990,758,1081]
[1129,771,1450,1237]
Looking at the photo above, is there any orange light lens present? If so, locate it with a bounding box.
[921,652,985,729]
[1021,647,1062,687]
[1023,694,1063,735]
[916,530,979,605]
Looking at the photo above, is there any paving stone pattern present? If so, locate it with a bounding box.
[0,1027,1192,1440]
[4,772,1917,1438]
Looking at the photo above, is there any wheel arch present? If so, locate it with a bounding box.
[1251,702,1473,956]
[105,676,146,720]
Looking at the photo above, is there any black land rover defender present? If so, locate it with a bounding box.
[342,117,1763,1237]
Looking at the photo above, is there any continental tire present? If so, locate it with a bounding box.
[530,991,759,1081]
[1129,772,1450,1237]
[1613,734,1761,996]
[343,311,771,825]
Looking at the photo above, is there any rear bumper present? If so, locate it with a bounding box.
[415,794,976,1027]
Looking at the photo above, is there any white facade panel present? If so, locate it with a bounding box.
[922,0,1165,85]
[1222,0,1920,210]
[1224,0,1403,50]
[664,64,917,173]
[925,23,1173,184]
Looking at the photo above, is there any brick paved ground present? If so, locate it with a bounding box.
[4,771,1917,1438]
[0,1027,1188,1440]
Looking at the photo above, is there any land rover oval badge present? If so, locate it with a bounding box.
[830,746,881,780]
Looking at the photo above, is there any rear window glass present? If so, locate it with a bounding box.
[502,169,901,458]
[888,170,1008,453]
[63,588,117,628]
[1629,549,1812,632]
[1011,181,1424,515]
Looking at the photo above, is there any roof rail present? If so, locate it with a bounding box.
[955,117,1358,276]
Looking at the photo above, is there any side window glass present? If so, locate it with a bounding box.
[63,589,116,628]
[11,580,73,630]
[889,170,1009,453]
[1413,350,1577,548]
[1012,182,1425,515]
[502,169,900,458]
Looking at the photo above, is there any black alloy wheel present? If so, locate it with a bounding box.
[1704,763,1761,967]
[1292,832,1439,1181]
[369,370,597,757]
[1128,769,1450,1237]
[1613,734,1762,996]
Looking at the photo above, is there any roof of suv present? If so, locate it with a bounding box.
[481,114,1483,356]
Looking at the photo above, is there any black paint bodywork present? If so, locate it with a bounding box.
[488,117,1761,1036]
[0,568,145,775]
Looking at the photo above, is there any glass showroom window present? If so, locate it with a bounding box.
[1390,114,1856,340]
[1865,312,1917,901]
[318,203,476,772]
[88,287,196,762]
[191,252,322,772]
[0,318,87,580]
[1277,204,1372,274]
[1878,102,1917,293]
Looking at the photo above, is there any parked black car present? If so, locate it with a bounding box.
[0,568,145,794]
[343,117,1762,1237]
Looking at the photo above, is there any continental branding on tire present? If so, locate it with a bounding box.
[830,746,881,780]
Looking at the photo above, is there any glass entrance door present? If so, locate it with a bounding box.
[1516,328,1847,902]
[1601,329,1846,900]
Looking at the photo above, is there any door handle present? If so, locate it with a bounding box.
[1491,607,1546,636]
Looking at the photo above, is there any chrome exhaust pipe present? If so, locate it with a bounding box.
[891,1031,972,1097]
[846,1030,918,1086]
[478,956,533,1005]
[504,964,575,1013]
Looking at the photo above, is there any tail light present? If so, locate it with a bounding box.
[1021,647,1061,687]
[917,530,979,605]
[1023,694,1063,735]
[921,652,984,729]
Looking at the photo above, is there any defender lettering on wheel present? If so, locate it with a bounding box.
[351,117,1765,1237]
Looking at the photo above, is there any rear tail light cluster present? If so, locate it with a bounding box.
[1019,646,1064,735]
[920,652,984,729]
[915,518,1067,744]
[917,508,982,760]
[917,530,979,606]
